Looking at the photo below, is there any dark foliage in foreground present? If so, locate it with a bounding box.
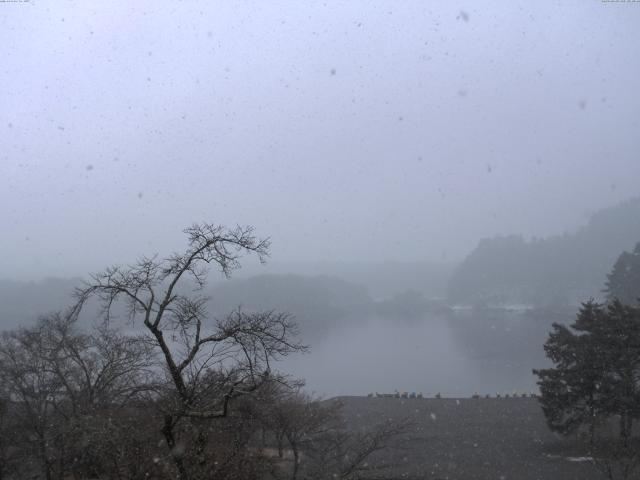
[534,300,640,441]
[0,224,407,480]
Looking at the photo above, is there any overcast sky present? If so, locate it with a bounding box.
[1,1,639,280]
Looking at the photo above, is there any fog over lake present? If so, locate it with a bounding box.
[280,311,546,398]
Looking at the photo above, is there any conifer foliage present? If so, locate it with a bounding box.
[605,242,640,305]
[534,300,640,441]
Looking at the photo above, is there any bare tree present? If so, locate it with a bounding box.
[0,318,69,480]
[302,412,413,480]
[40,313,155,416]
[0,311,156,480]
[256,388,413,480]
[0,390,20,480]
[73,223,306,479]
[259,387,341,480]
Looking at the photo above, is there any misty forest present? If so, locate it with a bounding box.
[2,2,640,480]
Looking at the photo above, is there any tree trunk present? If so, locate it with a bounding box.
[626,415,633,441]
[277,433,284,458]
[620,413,630,444]
[195,427,208,467]
[291,442,300,480]
[35,430,53,480]
[56,432,65,480]
[162,415,189,480]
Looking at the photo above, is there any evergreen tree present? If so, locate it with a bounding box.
[534,302,606,438]
[605,242,640,304]
[534,300,640,441]
[596,300,640,440]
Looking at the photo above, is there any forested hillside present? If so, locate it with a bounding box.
[208,274,372,336]
[447,198,640,306]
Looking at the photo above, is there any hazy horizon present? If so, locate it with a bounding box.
[2,1,640,280]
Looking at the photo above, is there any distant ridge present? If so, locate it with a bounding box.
[447,197,640,306]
